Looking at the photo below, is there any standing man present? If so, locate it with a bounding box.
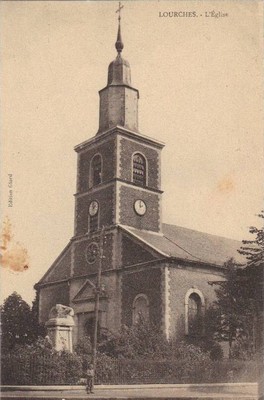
[86,363,94,394]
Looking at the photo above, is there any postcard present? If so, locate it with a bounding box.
[1,0,263,395]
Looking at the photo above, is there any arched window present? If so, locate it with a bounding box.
[91,154,102,187]
[185,289,205,336]
[188,293,202,335]
[132,153,146,187]
[132,294,149,325]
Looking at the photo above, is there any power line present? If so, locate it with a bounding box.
[163,235,203,262]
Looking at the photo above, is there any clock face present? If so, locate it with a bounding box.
[134,199,147,216]
[86,242,99,264]
[89,200,99,216]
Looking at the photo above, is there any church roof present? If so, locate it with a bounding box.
[37,224,245,288]
[122,223,245,267]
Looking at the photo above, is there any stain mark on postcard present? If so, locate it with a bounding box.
[0,217,30,272]
[216,175,235,194]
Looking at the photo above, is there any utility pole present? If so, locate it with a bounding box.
[91,225,105,389]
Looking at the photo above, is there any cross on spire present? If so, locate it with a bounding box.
[115,2,124,54]
[116,2,124,22]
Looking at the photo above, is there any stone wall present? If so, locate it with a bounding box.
[70,271,122,345]
[121,266,162,327]
[119,185,161,232]
[38,282,70,324]
[121,235,155,267]
[73,232,114,277]
[119,137,160,189]
[168,264,225,337]
[75,184,115,236]
[41,245,72,284]
[99,87,138,133]
[77,137,116,193]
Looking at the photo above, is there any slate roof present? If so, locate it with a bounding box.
[123,223,245,267]
[37,223,245,287]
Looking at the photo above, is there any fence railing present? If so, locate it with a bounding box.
[1,354,260,386]
[96,359,260,385]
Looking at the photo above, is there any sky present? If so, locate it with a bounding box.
[1,1,263,305]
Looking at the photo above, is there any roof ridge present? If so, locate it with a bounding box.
[162,222,242,243]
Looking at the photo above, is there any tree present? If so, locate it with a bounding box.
[238,211,264,352]
[209,259,254,358]
[238,210,264,313]
[186,305,224,360]
[1,291,45,351]
[207,212,264,359]
[1,292,33,350]
[239,211,264,267]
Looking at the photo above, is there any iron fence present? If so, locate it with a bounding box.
[1,354,260,386]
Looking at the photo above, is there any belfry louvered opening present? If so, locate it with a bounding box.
[132,153,146,186]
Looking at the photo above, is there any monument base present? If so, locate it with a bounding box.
[45,304,75,352]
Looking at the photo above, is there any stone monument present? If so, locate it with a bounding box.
[45,304,75,352]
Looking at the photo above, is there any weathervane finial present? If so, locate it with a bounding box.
[115,2,124,54]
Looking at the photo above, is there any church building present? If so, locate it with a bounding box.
[35,16,243,345]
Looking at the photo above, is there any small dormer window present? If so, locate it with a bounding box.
[133,153,146,187]
[91,154,102,187]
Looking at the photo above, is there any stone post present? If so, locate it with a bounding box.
[45,304,75,352]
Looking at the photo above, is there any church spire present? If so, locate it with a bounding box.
[97,2,139,135]
[115,2,124,54]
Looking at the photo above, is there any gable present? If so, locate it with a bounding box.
[121,231,162,267]
[72,278,96,303]
[37,242,72,285]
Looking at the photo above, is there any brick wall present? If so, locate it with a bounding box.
[121,267,162,327]
[70,272,122,344]
[75,185,115,236]
[42,245,72,284]
[73,233,114,277]
[119,137,160,189]
[77,137,116,193]
[168,264,225,337]
[121,235,155,267]
[39,283,70,324]
[119,186,160,232]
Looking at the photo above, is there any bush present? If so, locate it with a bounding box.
[170,342,213,382]
[209,359,260,383]
[97,321,171,359]
[96,353,117,384]
[74,335,92,357]
[186,336,224,361]
[95,340,213,384]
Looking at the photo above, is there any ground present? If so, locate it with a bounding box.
[0,383,259,400]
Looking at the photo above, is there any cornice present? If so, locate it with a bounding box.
[75,178,163,197]
[74,126,164,153]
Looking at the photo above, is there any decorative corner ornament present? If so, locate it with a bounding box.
[86,242,99,264]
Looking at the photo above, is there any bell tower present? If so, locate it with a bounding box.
[98,10,139,134]
[73,6,164,239]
